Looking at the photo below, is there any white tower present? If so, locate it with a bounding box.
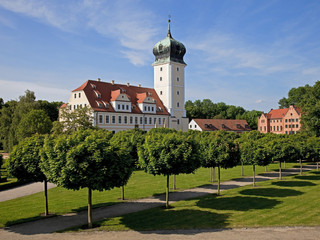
[152,19,188,131]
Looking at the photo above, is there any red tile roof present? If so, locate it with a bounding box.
[267,106,301,119]
[70,80,169,115]
[193,119,251,132]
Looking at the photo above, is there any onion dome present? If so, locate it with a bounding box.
[152,19,186,65]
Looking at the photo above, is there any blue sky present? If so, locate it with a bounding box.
[0,0,319,112]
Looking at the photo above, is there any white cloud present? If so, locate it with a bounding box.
[0,0,158,65]
[302,67,320,76]
[0,79,70,102]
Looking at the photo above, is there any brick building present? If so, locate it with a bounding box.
[258,105,301,134]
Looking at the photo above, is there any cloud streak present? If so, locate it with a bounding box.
[0,0,158,65]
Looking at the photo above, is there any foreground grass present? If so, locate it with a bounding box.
[0,162,303,227]
[90,170,320,231]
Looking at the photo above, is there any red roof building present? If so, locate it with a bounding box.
[189,119,251,133]
[258,105,301,134]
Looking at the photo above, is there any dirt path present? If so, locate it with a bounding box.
[0,165,317,239]
[1,226,320,240]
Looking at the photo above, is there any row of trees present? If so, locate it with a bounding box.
[0,91,63,152]
[185,99,262,129]
[278,81,320,136]
[8,126,319,228]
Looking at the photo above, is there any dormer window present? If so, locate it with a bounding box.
[159,44,163,52]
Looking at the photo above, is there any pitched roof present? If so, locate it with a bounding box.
[71,80,169,115]
[192,119,251,132]
[267,106,301,119]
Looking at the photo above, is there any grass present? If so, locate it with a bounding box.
[0,162,305,228]
[88,169,320,231]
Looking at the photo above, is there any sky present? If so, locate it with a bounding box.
[0,0,319,112]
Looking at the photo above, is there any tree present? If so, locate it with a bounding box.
[199,132,217,183]
[7,135,50,215]
[16,109,52,141]
[38,100,64,122]
[268,135,298,180]
[213,131,240,195]
[0,154,3,178]
[41,129,133,228]
[306,136,320,170]
[139,132,200,208]
[51,106,95,135]
[240,139,270,186]
[110,129,145,200]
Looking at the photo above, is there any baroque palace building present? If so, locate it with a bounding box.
[258,105,301,134]
[62,19,189,133]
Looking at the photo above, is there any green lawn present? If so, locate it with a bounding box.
[91,170,320,231]
[0,162,305,227]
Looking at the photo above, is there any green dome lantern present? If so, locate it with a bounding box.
[152,19,186,65]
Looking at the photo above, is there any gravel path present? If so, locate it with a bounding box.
[0,165,317,239]
[0,182,56,202]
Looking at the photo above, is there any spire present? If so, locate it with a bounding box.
[167,15,172,38]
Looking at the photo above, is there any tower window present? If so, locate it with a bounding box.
[177,102,180,107]
[160,77,162,81]
[177,77,180,82]
[177,91,180,95]
[74,93,76,98]
[79,93,81,98]
[177,67,179,71]
[177,119,180,125]
[160,67,162,71]
[160,91,163,95]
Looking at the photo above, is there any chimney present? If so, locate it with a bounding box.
[111,80,115,85]
[97,78,101,82]
[127,83,130,87]
[138,84,141,87]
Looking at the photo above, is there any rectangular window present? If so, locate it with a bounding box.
[177,91,180,95]
[112,116,115,123]
[74,93,76,98]
[177,67,179,71]
[281,126,283,131]
[296,118,299,122]
[126,105,129,110]
[270,126,272,131]
[177,102,180,107]
[286,131,288,134]
[79,93,81,98]
[264,126,266,131]
[285,124,287,128]
[118,116,122,124]
[163,118,165,125]
[154,118,157,124]
[99,115,103,124]
[190,125,192,128]
[160,77,162,81]
[106,115,109,123]
[177,77,179,82]
[124,116,127,124]
[122,105,124,110]
[149,117,152,124]
[144,106,147,111]
[152,107,154,112]
[145,117,147,124]
[140,117,143,124]
[160,67,162,71]
[130,117,133,124]
[296,124,299,128]
[135,117,138,124]
[160,91,163,95]
[285,119,288,122]
[118,104,121,110]
[159,118,161,125]
[148,106,150,111]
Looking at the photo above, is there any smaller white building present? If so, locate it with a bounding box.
[189,119,251,133]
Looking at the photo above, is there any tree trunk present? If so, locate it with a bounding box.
[279,161,282,180]
[166,175,170,208]
[217,166,221,195]
[317,161,319,171]
[253,165,256,187]
[210,167,213,182]
[173,175,176,190]
[210,167,215,182]
[88,188,93,228]
[121,185,125,200]
[284,161,286,169]
[44,179,48,216]
[241,162,244,176]
[300,159,302,175]
[265,165,268,172]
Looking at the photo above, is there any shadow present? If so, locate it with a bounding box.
[239,188,303,198]
[258,172,280,178]
[7,201,164,235]
[196,195,281,211]
[71,202,118,212]
[117,209,230,232]
[272,181,316,187]
[311,171,320,175]
[294,175,320,181]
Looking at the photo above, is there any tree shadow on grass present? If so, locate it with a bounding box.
[117,209,230,232]
[196,195,281,211]
[294,175,320,181]
[272,181,316,187]
[239,188,303,198]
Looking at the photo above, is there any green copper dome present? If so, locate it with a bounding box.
[152,20,186,65]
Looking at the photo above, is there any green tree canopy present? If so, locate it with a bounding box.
[8,134,50,215]
[16,109,52,141]
[41,129,133,227]
[139,132,200,208]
